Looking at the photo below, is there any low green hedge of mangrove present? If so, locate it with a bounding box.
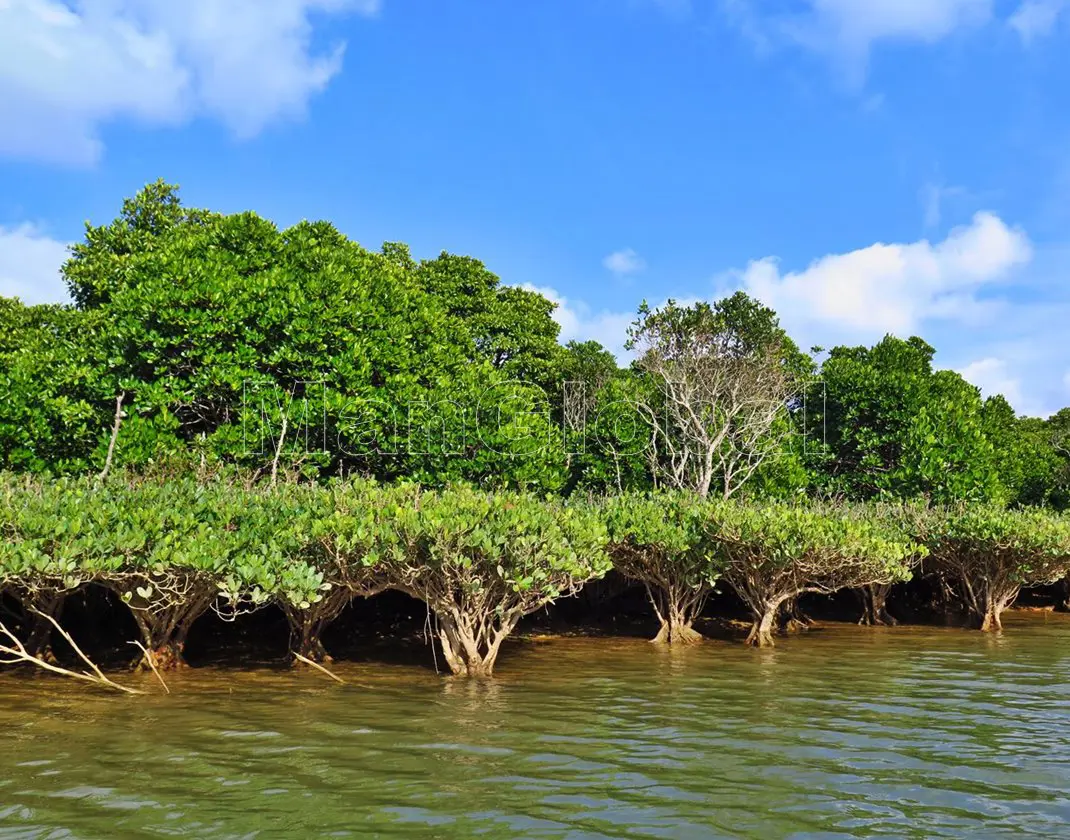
[918,504,1070,631]
[3,476,1070,677]
[604,493,923,647]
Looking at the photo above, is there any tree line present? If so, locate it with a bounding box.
[6,475,1069,677]
[2,181,1069,506]
[3,181,1070,680]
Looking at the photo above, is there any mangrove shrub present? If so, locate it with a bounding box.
[383,486,610,676]
[603,491,721,645]
[297,480,396,662]
[0,476,325,669]
[920,505,1070,631]
[717,502,921,647]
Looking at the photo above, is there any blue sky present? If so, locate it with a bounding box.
[1,0,1069,415]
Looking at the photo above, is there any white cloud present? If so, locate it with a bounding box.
[958,357,1025,408]
[602,248,646,276]
[523,283,636,359]
[1009,0,1067,42]
[722,0,992,79]
[723,0,1067,71]
[731,211,1031,348]
[0,224,71,304]
[524,216,1065,417]
[0,0,379,165]
[803,0,992,47]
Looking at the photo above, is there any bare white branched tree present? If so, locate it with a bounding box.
[627,292,804,500]
[559,340,619,453]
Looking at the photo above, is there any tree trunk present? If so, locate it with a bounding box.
[746,603,780,648]
[291,630,330,663]
[858,583,898,627]
[129,601,209,671]
[110,576,215,671]
[283,588,354,665]
[780,596,813,633]
[434,611,512,678]
[977,587,1018,632]
[22,592,65,660]
[132,612,191,671]
[646,583,706,646]
[285,607,334,664]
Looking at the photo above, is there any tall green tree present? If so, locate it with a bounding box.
[812,336,1000,503]
[64,180,208,309]
[385,244,564,393]
[980,396,1066,508]
[0,300,106,473]
[50,183,567,488]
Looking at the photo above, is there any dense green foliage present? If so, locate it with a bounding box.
[2,476,1069,677]
[0,476,609,674]
[602,493,924,647]
[5,181,1070,510]
[918,505,1070,630]
[810,337,1000,502]
[3,183,567,488]
[715,501,922,646]
[604,491,723,644]
[0,476,326,667]
[6,182,1070,679]
[383,486,610,675]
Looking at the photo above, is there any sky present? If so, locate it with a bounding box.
[1,0,1069,416]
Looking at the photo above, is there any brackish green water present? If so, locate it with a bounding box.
[2,613,1070,839]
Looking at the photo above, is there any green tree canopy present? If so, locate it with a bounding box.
[42,183,569,489]
[813,336,1000,503]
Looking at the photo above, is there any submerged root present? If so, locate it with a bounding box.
[432,610,518,678]
[979,603,1011,632]
[6,588,69,661]
[651,620,703,646]
[129,641,170,694]
[136,643,187,672]
[780,598,813,634]
[745,604,781,648]
[745,624,776,648]
[293,653,345,684]
[645,584,707,647]
[289,637,332,665]
[857,584,898,627]
[968,587,1017,633]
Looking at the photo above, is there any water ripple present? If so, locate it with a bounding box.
[2,614,1070,838]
